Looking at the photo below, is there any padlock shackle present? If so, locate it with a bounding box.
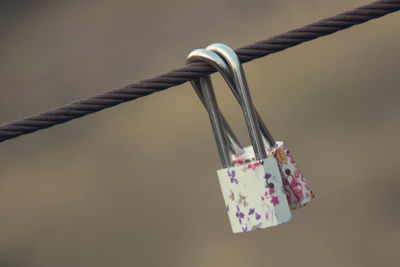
[187,50,235,167]
[204,44,266,160]
[191,78,244,156]
[188,49,243,156]
[187,46,267,163]
[206,43,276,150]
[198,76,233,167]
[189,46,276,157]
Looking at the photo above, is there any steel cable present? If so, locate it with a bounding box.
[0,0,399,142]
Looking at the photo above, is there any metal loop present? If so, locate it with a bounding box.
[206,43,276,151]
[187,45,268,165]
[189,44,276,158]
[187,51,233,167]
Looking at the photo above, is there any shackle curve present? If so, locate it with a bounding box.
[188,49,243,157]
[206,43,276,149]
[187,47,268,165]
[187,51,232,167]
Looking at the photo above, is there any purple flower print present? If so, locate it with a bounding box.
[264,173,272,188]
[228,170,238,184]
[271,196,279,206]
[242,226,248,232]
[236,205,244,224]
[226,205,229,211]
[248,208,261,220]
[248,208,255,215]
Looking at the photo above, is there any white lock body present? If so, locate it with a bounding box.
[232,142,314,209]
[217,157,292,233]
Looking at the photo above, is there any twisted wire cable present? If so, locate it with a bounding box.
[1,0,399,143]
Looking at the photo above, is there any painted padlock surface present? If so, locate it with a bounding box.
[232,142,314,209]
[217,157,291,233]
[203,43,314,210]
[188,44,292,233]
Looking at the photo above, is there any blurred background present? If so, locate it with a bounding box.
[0,0,399,266]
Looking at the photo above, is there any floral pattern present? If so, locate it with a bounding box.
[217,158,292,233]
[228,170,238,184]
[232,142,314,209]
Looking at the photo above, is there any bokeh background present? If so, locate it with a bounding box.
[1,0,399,266]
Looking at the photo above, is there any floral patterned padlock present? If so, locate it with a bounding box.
[206,43,314,210]
[217,156,292,233]
[187,47,292,233]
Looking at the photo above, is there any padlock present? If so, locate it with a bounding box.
[231,143,314,209]
[206,43,314,209]
[187,48,291,233]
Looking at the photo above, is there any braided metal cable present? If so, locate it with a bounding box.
[1,0,399,143]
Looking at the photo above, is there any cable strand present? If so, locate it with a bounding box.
[0,0,399,142]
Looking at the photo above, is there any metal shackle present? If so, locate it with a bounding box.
[188,50,243,156]
[187,54,231,167]
[189,44,276,158]
[187,48,267,166]
[206,43,276,149]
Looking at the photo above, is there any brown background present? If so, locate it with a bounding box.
[1,0,399,266]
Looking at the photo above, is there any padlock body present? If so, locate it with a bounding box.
[232,142,314,209]
[217,157,292,233]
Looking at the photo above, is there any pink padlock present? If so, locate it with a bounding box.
[232,142,314,209]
